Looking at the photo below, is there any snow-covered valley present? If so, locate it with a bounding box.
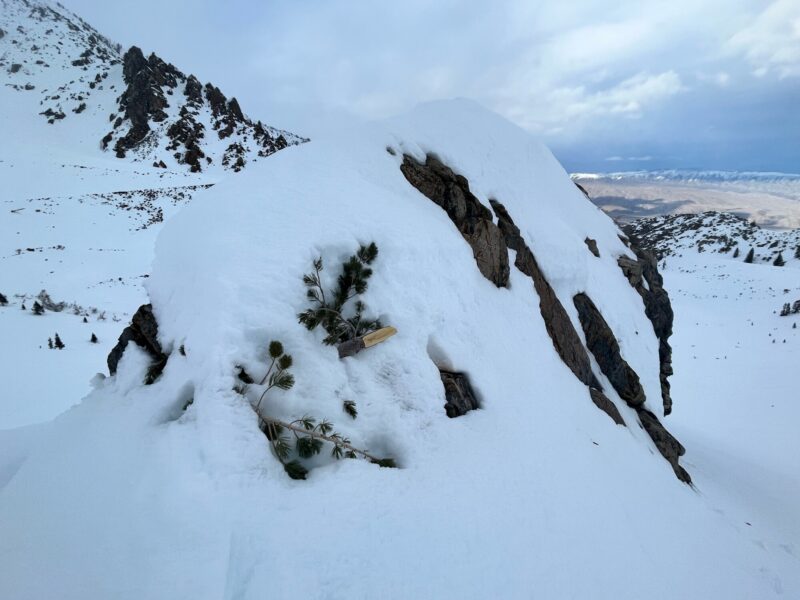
[1,1,799,598]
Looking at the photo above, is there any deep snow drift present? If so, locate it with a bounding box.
[1,100,797,598]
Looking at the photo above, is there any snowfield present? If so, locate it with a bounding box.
[1,99,799,599]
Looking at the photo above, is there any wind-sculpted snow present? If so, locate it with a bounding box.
[3,100,798,598]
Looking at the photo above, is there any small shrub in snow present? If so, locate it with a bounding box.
[48,337,54,349]
[298,243,381,345]
[32,301,44,315]
[773,252,785,267]
[90,333,98,343]
[744,248,755,263]
[244,340,394,479]
[54,333,65,349]
[732,247,739,258]
[343,400,358,419]
[0,293,7,306]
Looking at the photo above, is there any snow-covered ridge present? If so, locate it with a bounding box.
[626,211,800,267]
[0,0,305,173]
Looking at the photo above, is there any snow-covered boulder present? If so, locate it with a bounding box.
[7,100,787,599]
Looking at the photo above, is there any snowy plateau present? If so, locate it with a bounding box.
[1,1,799,599]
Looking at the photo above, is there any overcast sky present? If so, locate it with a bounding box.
[67,0,799,172]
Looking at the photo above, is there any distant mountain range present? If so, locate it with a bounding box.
[572,169,800,184]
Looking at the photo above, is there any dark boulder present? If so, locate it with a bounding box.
[584,237,600,257]
[638,409,691,483]
[573,293,645,407]
[107,304,168,383]
[440,370,480,417]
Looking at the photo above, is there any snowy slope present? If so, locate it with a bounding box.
[0,100,797,599]
[0,0,305,427]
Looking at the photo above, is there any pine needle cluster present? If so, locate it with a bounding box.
[239,339,395,480]
[298,243,381,345]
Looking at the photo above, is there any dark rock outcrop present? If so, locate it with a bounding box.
[638,409,691,483]
[491,199,600,389]
[573,293,645,406]
[183,75,203,105]
[400,154,509,287]
[111,47,181,156]
[618,246,674,415]
[573,292,689,482]
[589,388,625,425]
[440,370,480,417]
[101,47,306,169]
[399,156,688,482]
[107,304,167,383]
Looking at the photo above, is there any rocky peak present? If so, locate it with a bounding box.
[1,0,305,173]
[103,46,306,172]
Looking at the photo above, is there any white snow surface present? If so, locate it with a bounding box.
[1,100,798,599]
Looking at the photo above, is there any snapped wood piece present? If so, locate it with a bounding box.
[337,326,397,358]
[363,326,397,348]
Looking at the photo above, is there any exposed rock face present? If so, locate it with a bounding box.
[111,47,176,157]
[589,388,625,426]
[400,155,509,287]
[102,48,305,171]
[490,199,600,389]
[107,304,167,383]
[584,237,600,257]
[440,370,480,417]
[573,292,690,482]
[638,409,691,483]
[573,293,645,406]
[400,155,689,482]
[618,247,674,415]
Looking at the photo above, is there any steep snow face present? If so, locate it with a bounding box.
[0,0,304,173]
[1,100,797,598]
